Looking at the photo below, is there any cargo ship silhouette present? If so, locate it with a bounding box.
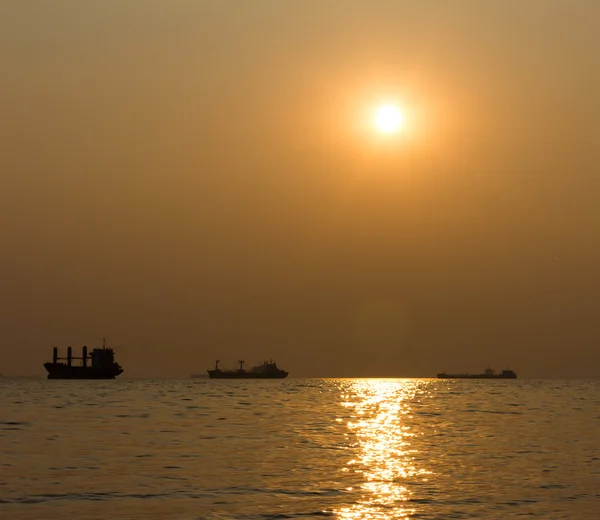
[437,367,517,379]
[44,339,124,379]
[207,359,288,379]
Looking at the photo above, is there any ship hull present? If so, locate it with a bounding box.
[437,374,517,379]
[207,370,288,379]
[44,363,123,380]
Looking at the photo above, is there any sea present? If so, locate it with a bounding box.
[1,378,599,519]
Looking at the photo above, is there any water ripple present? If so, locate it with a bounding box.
[1,378,599,519]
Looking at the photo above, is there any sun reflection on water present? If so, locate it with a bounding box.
[336,380,431,519]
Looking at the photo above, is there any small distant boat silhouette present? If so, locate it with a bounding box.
[437,367,517,379]
[207,359,288,379]
[44,339,124,379]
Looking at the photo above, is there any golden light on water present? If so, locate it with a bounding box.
[336,380,431,519]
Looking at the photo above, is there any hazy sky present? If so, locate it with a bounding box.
[1,1,599,378]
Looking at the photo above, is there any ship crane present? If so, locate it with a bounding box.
[51,346,89,367]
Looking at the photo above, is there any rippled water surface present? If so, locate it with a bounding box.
[2,378,599,519]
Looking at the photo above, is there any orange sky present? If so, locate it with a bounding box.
[1,1,599,377]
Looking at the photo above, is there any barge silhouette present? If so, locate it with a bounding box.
[44,340,124,379]
[437,367,517,379]
[207,359,288,379]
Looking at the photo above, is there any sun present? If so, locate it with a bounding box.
[374,104,404,134]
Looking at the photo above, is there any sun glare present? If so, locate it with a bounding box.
[375,104,404,134]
